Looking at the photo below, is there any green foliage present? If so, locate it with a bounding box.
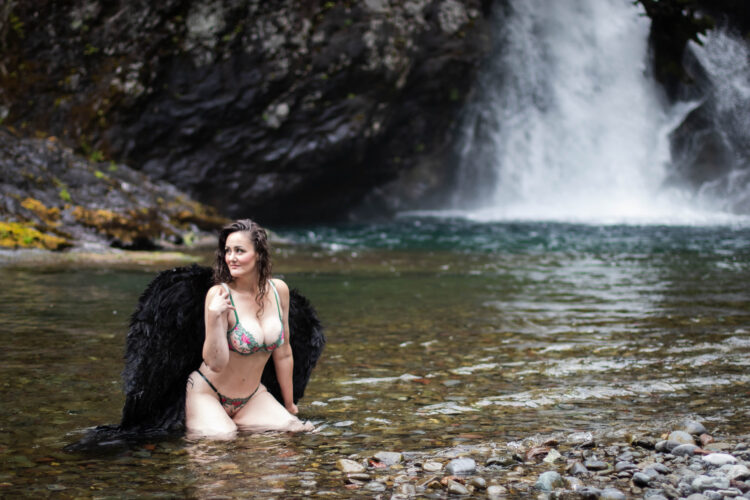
[84,44,99,56]
[94,170,106,179]
[89,150,104,162]
[108,161,118,172]
[9,12,24,38]
[59,188,71,203]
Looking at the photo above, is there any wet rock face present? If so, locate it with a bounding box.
[2,0,492,223]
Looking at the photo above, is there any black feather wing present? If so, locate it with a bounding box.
[261,288,326,404]
[120,263,213,431]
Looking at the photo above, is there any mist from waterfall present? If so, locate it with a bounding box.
[446,0,746,225]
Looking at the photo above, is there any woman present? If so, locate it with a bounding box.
[185,219,313,436]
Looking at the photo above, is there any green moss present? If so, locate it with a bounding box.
[89,150,105,162]
[0,222,71,250]
[10,13,24,38]
[59,188,71,203]
[84,44,99,56]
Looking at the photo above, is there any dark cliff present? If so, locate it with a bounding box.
[1,0,492,224]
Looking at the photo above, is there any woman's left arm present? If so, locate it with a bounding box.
[271,279,298,414]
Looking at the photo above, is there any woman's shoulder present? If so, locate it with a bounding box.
[205,283,227,297]
[269,278,289,297]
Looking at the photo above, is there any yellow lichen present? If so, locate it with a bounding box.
[21,197,61,224]
[0,222,71,250]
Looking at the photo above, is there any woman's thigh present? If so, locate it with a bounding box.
[185,371,237,438]
[232,385,311,432]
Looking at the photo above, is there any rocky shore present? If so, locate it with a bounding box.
[0,127,226,251]
[326,421,750,499]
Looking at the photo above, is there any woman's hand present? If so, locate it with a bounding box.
[207,286,234,316]
[286,402,299,415]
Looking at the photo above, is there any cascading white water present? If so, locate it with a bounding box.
[449,0,738,224]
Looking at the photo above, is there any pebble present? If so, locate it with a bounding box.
[584,459,609,470]
[704,442,733,452]
[569,461,590,476]
[633,472,652,486]
[681,420,708,436]
[672,444,699,456]
[600,487,626,500]
[615,461,636,472]
[648,463,671,474]
[395,483,416,496]
[445,457,476,475]
[536,471,565,491]
[543,448,563,464]
[373,451,402,466]
[469,476,486,490]
[692,475,730,491]
[668,431,695,445]
[716,463,750,480]
[364,481,387,492]
[336,458,365,473]
[446,479,469,495]
[702,453,737,466]
[686,494,710,500]
[422,461,442,472]
[486,485,508,499]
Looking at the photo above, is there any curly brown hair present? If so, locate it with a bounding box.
[213,219,272,318]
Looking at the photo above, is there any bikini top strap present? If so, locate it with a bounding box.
[268,279,283,323]
[221,283,240,324]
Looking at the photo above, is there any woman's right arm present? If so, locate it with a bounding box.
[202,285,232,371]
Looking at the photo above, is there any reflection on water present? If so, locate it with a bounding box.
[1,220,749,497]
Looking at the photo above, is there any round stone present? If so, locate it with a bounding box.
[373,451,402,466]
[668,431,695,445]
[702,453,737,466]
[584,459,609,471]
[364,481,387,492]
[487,485,508,499]
[672,444,699,457]
[535,471,565,491]
[680,420,707,435]
[632,472,652,486]
[336,458,365,473]
[446,479,469,495]
[691,475,730,491]
[422,461,442,472]
[467,477,485,490]
[445,457,476,475]
[600,487,626,500]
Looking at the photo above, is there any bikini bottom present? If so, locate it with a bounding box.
[196,369,259,416]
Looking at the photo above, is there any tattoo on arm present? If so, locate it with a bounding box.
[187,376,194,388]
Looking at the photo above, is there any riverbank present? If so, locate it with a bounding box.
[327,420,750,499]
[0,245,206,269]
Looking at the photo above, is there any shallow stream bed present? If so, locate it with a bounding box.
[1,219,749,498]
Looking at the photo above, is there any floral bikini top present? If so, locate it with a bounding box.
[222,281,284,355]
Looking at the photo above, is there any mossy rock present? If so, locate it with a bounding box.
[0,222,72,250]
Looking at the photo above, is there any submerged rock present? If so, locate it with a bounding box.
[535,471,565,491]
[445,457,476,475]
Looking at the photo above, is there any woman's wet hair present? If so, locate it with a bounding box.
[213,219,272,317]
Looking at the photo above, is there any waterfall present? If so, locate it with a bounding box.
[448,0,744,224]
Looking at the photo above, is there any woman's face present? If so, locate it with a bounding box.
[224,231,257,279]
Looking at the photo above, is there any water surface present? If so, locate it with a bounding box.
[1,219,749,497]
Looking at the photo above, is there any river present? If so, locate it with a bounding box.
[1,217,749,497]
